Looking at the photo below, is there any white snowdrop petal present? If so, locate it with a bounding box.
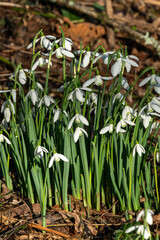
[128,55,139,61]
[80,128,88,137]
[151,103,160,113]
[94,76,103,85]
[125,226,138,234]
[68,116,76,130]
[11,89,16,103]
[41,146,49,153]
[146,213,153,225]
[122,58,139,67]
[19,70,27,85]
[9,100,15,114]
[155,75,160,83]
[154,84,160,94]
[48,156,54,168]
[137,145,143,157]
[122,78,130,90]
[31,59,40,71]
[124,119,135,126]
[27,38,40,49]
[81,87,92,92]
[42,38,52,50]
[31,90,38,105]
[93,55,102,64]
[60,48,74,58]
[82,52,91,67]
[101,76,113,80]
[132,146,136,157]
[116,121,122,133]
[136,210,144,222]
[100,126,110,134]
[46,35,56,40]
[0,90,11,93]
[83,78,96,87]
[73,128,80,142]
[54,109,61,122]
[78,114,89,126]
[76,90,84,102]
[111,60,122,77]
[57,154,69,162]
[139,76,151,87]
[4,108,11,122]
[3,135,11,144]
[125,61,131,73]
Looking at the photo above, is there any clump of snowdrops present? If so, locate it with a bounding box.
[0,29,160,232]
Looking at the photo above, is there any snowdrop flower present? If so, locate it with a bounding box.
[125,209,153,239]
[109,77,130,91]
[139,74,160,94]
[136,209,154,225]
[116,118,135,134]
[27,35,56,50]
[31,57,52,71]
[10,69,30,85]
[139,99,160,118]
[18,69,27,85]
[111,55,138,77]
[125,225,151,239]
[67,87,91,103]
[150,98,160,115]
[111,58,122,77]
[150,121,159,133]
[0,134,11,145]
[93,51,114,65]
[145,74,160,85]
[44,46,74,59]
[83,75,113,87]
[68,113,89,130]
[73,127,88,143]
[124,55,139,73]
[53,108,68,122]
[100,124,114,134]
[111,93,125,107]
[36,82,44,91]
[116,125,126,133]
[38,95,55,107]
[133,143,145,157]
[122,105,135,121]
[34,146,49,159]
[1,100,15,122]
[4,108,11,123]
[81,51,93,68]
[26,89,39,105]
[48,153,69,168]
[56,38,73,51]
[89,92,98,105]
[140,114,152,128]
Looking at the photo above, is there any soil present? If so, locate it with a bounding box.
[0,0,160,239]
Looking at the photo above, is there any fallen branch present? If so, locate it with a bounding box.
[28,222,70,238]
